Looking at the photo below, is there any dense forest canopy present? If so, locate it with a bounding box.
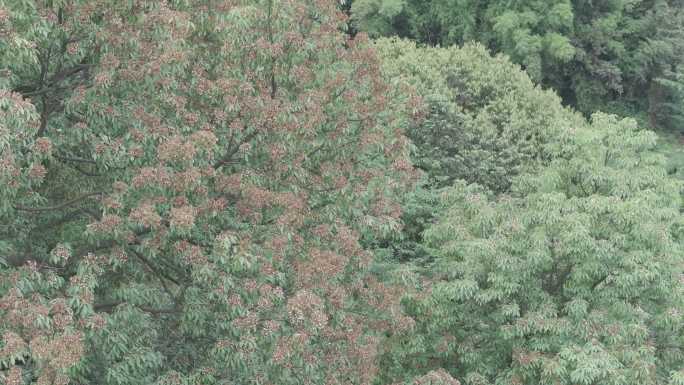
[0,1,682,385]
[351,0,684,130]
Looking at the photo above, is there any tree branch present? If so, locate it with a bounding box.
[54,153,97,164]
[213,130,258,169]
[13,192,104,212]
[128,247,182,287]
[93,301,179,314]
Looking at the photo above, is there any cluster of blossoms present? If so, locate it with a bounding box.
[170,205,196,230]
[27,163,47,181]
[287,289,328,330]
[410,369,462,385]
[87,214,123,234]
[131,166,173,189]
[1,367,22,385]
[0,331,26,358]
[272,332,310,366]
[157,135,198,164]
[0,280,86,384]
[128,202,162,229]
[32,137,52,155]
[175,240,206,266]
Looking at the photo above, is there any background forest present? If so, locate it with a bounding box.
[0,1,682,385]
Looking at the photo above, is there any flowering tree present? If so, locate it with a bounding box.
[0,1,418,384]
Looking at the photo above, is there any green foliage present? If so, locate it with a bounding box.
[375,38,584,193]
[370,37,585,264]
[351,0,408,37]
[384,113,684,384]
[569,0,684,128]
[352,0,576,82]
[655,65,684,133]
[1,2,682,385]
[351,0,684,130]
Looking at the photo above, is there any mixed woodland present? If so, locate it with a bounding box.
[0,1,683,384]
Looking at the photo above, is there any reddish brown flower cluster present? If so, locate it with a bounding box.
[49,244,71,265]
[190,130,218,151]
[29,332,83,381]
[174,168,203,193]
[261,319,281,337]
[287,289,328,330]
[411,369,461,385]
[0,7,9,24]
[157,135,198,164]
[272,332,309,366]
[68,271,96,305]
[33,137,52,155]
[0,331,26,358]
[294,248,347,288]
[0,288,47,331]
[0,280,86,384]
[170,205,196,230]
[1,367,21,385]
[0,90,35,114]
[27,163,47,181]
[51,299,74,330]
[0,1,419,384]
[515,348,541,367]
[131,166,173,189]
[357,276,416,334]
[128,202,162,229]
[175,241,207,266]
[102,196,123,210]
[232,311,259,332]
[354,335,381,385]
[87,214,123,234]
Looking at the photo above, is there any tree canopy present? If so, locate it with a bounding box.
[0,1,682,385]
[376,38,584,192]
[384,113,684,385]
[351,0,684,131]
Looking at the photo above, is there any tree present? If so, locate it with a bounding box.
[351,0,575,82]
[1,3,102,383]
[0,1,418,384]
[350,0,684,130]
[655,64,684,133]
[375,38,585,193]
[368,37,586,263]
[569,0,684,127]
[384,113,684,384]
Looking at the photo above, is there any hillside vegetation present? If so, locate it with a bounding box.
[0,1,682,385]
